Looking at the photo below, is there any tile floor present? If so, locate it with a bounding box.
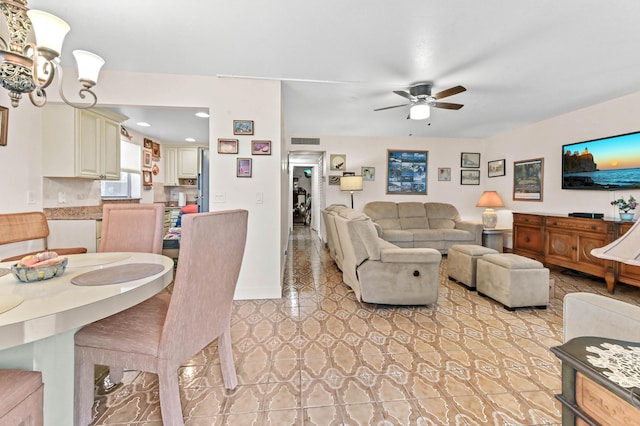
[90,226,640,425]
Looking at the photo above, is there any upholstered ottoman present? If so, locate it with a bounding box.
[448,244,498,289]
[476,253,549,310]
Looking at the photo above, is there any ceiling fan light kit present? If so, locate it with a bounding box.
[375,82,466,120]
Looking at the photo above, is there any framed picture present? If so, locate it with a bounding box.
[386,150,428,194]
[461,169,480,185]
[361,166,375,181]
[142,170,153,186]
[233,120,254,135]
[488,159,506,177]
[513,158,544,201]
[328,175,341,185]
[152,142,160,160]
[342,171,355,177]
[251,140,271,155]
[143,148,153,169]
[143,138,153,149]
[461,152,480,168]
[218,139,238,154]
[330,154,346,171]
[0,106,7,146]
[237,158,252,177]
[438,167,451,181]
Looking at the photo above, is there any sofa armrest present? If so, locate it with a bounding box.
[563,292,640,343]
[373,222,384,237]
[455,220,483,234]
[380,247,441,263]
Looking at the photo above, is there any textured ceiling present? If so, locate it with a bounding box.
[29,0,640,143]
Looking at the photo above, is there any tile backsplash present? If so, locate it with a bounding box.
[43,177,102,207]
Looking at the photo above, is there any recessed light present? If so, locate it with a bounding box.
[136,122,151,127]
[185,137,196,142]
[195,112,209,118]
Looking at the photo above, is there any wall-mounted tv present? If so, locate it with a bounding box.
[562,131,640,190]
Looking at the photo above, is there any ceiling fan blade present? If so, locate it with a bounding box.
[431,102,464,110]
[393,90,413,100]
[433,85,466,100]
[374,104,410,112]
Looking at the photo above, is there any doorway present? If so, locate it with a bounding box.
[288,151,324,235]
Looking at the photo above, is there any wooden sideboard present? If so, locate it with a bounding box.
[513,213,636,293]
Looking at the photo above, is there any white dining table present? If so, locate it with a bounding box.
[0,252,174,426]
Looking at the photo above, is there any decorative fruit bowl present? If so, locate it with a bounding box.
[10,252,68,283]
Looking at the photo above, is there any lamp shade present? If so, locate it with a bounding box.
[409,103,430,120]
[340,176,363,192]
[27,10,70,58]
[73,50,105,85]
[476,191,505,208]
[591,219,640,266]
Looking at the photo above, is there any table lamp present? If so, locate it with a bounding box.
[340,175,363,209]
[591,219,640,265]
[476,190,504,228]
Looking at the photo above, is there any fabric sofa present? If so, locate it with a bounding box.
[363,201,483,253]
[330,207,442,305]
[320,204,348,270]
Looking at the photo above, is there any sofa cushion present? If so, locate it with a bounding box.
[411,229,445,242]
[397,202,430,229]
[338,209,382,261]
[424,202,460,229]
[443,229,476,241]
[363,202,401,230]
[380,229,414,243]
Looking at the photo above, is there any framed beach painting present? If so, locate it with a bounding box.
[488,159,506,177]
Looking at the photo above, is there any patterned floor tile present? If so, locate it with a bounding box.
[91,225,640,425]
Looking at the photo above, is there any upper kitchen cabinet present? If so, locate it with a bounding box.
[42,105,127,180]
[177,147,199,178]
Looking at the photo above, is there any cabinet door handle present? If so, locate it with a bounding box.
[525,237,530,243]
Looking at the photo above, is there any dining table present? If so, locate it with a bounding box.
[0,252,174,426]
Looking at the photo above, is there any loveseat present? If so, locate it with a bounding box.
[363,201,483,253]
[324,206,442,305]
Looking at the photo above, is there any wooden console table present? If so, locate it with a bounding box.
[512,213,639,293]
[551,337,640,425]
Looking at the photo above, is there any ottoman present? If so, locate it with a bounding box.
[448,244,499,289]
[476,253,549,310]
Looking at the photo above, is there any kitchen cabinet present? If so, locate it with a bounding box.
[42,105,126,180]
[177,147,199,179]
[164,147,178,185]
[512,213,631,292]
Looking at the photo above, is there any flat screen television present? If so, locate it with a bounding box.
[562,131,640,190]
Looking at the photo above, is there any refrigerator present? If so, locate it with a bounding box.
[197,148,210,212]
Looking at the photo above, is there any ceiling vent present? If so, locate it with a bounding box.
[291,137,320,145]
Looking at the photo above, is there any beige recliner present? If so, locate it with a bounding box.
[563,292,640,343]
[321,205,348,270]
[333,208,442,305]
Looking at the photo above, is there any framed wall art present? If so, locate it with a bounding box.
[233,120,254,135]
[237,158,252,177]
[152,142,161,160]
[143,170,153,186]
[251,140,271,155]
[488,159,506,177]
[386,150,428,194]
[143,148,153,169]
[361,166,375,181]
[328,175,341,185]
[218,139,238,154]
[461,169,480,185]
[437,167,451,181]
[143,138,153,149]
[461,152,480,168]
[513,157,544,201]
[330,154,346,171]
[0,106,7,146]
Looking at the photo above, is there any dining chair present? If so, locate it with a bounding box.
[74,210,248,426]
[99,203,165,254]
[0,369,44,426]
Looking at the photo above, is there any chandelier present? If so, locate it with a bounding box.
[0,0,104,108]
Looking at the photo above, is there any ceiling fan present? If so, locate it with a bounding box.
[374,83,466,120]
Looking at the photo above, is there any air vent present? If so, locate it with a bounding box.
[291,137,320,145]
